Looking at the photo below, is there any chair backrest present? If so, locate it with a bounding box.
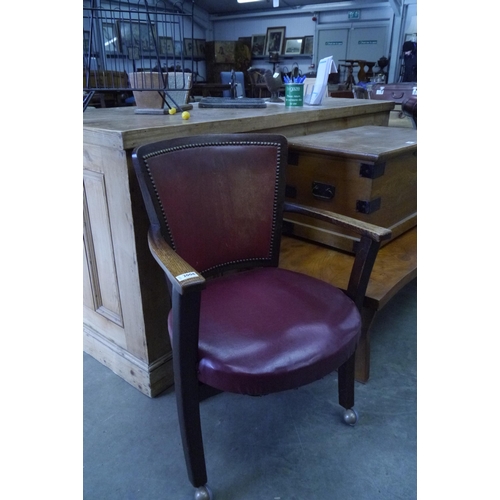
[247,70,262,84]
[247,69,267,97]
[132,134,288,276]
[220,71,246,98]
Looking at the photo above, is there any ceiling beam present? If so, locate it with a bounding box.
[207,1,392,21]
[388,0,401,17]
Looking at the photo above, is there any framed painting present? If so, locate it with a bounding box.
[102,22,120,54]
[251,34,266,57]
[265,26,286,54]
[118,21,157,54]
[302,35,313,55]
[174,40,183,57]
[238,36,252,47]
[214,41,235,63]
[184,38,195,58]
[284,38,303,55]
[158,36,174,57]
[195,39,206,58]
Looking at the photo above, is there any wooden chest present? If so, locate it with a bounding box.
[284,125,417,252]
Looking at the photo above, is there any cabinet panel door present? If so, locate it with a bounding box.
[316,28,349,70]
[316,25,389,82]
[347,26,389,64]
[83,171,124,329]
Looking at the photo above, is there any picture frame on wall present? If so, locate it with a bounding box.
[158,36,173,56]
[251,34,266,56]
[264,26,286,54]
[174,40,183,57]
[214,41,235,63]
[302,35,313,55]
[284,38,303,55]
[102,22,120,54]
[238,36,252,47]
[168,38,176,57]
[196,39,206,58]
[118,21,157,54]
[184,38,195,58]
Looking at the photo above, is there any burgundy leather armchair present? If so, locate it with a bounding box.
[132,134,391,500]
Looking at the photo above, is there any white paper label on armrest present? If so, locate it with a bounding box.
[176,271,198,282]
[376,89,385,95]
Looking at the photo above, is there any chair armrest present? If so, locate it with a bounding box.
[147,226,205,295]
[148,226,204,389]
[283,201,392,243]
[283,201,392,310]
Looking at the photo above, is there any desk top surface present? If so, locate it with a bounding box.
[83,97,394,150]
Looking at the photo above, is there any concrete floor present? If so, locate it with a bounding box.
[83,278,417,500]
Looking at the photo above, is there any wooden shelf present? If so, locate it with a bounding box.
[252,54,312,60]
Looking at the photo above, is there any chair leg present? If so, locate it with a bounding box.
[175,379,208,488]
[355,308,378,383]
[171,289,209,490]
[338,352,358,425]
[338,351,356,410]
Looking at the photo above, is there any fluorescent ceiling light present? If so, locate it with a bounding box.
[237,0,265,4]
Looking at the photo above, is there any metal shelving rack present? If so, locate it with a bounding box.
[83,0,195,111]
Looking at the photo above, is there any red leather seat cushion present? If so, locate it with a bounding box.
[170,268,361,395]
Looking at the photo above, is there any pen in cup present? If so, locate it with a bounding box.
[284,75,306,83]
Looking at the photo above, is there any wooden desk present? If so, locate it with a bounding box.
[83,98,394,397]
[279,227,417,382]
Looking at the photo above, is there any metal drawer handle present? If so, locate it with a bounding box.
[312,182,335,201]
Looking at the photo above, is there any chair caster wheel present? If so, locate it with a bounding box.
[343,408,359,426]
[195,485,213,500]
